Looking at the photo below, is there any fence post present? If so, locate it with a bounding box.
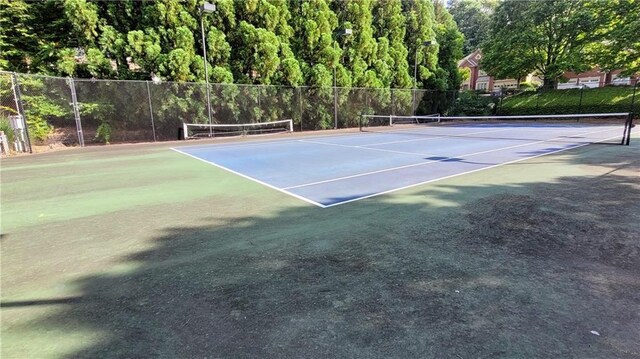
[298,87,303,131]
[578,85,585,116]
[67,77,84,147]
[333,84,338,129]
[257,85,261,124]
[391,89,395,116]
[10,73,32,153]
[630,81,638,115]
[146,81,157,142]
[412,88,416,115]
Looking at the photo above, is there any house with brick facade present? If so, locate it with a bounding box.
[458,49,637,91]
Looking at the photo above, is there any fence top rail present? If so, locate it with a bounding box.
[6,71,459,92]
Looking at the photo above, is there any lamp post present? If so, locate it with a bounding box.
[200,2,216,131]
[334,28,353,129]
[413,40,433,114]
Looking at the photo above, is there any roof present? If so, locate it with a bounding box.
[458,49,482,68]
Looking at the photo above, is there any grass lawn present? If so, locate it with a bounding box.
[500,86,638,115]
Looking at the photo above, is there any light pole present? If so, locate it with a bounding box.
[334,28,353,129]
[200,2,216,131]
[413,40,433,114]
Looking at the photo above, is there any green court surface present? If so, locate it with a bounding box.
[1,135,639,358]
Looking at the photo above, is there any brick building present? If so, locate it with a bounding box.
[458,49,638,91]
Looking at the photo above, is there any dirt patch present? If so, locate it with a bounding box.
[461,174,640,268]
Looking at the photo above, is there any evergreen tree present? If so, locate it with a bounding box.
[289,0,340,87]
[0,0,34,71]
[372,0,412,88]
[402,0,438,89]
[433,0,463,91]
[333,0,382,88]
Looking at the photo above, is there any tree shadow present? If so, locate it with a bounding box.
[2,145,640,358]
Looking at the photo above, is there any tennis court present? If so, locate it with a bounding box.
[2,113,639,359]
[173,116,630,207]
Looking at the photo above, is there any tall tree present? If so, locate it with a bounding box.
[0,0,34,71]
[432,0,464,91]
[372,0,412,88]
[403,0,439,89]
[448,0,497,54]
[482,0,607,89]
[231,0,301,85]
[585,0,640,76]
[333,0,383,88]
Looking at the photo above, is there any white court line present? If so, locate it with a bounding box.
[283,127,621,190]
[350,127,514,146]
[361,125,616,147]
[170,147,328,208]
[298,139,435,156]
[173,127,634,208]
[323,131,627,208]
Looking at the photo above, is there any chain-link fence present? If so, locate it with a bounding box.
[0,72,31,153]
[3,72,462,149]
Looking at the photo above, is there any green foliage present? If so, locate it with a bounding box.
[1,0,479,142]
[0,0,33,71]
[434,2,463,86]
[373,0,411,88]
[448,0,497,54]
[1,0,469,94]
[584,0,640,75]
[95,122,112,143]
[63,0,99,43]
[519,81,539,91]
[451,91,496,115]
[482,0,609,89]
[403,0,438,88]
[289,0,339,87]
[0,116,16,144]
[17,76,74,142]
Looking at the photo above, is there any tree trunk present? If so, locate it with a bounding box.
[542,77,556,90]
[604,71,612,86]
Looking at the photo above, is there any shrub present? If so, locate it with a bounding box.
[95,122,112,144]
[519,81,539,91]
[0,116,16,144]
[451,91,498,115]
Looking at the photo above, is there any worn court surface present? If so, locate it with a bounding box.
[174,124,625,207]
[1,130,639,359]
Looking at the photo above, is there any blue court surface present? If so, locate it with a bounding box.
[172,124,624,207]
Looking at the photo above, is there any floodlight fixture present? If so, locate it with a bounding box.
[200,1,217,128]
[201,2,216,13]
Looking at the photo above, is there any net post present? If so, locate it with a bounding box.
[624,113,634,146]
[182,122,188,140]
[287,119,293,133]
[389,114,392,127]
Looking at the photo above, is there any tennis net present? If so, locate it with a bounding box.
[360,112,635,145]
[182,119,293,140]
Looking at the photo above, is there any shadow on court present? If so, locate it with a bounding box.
[1,141,639,358]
